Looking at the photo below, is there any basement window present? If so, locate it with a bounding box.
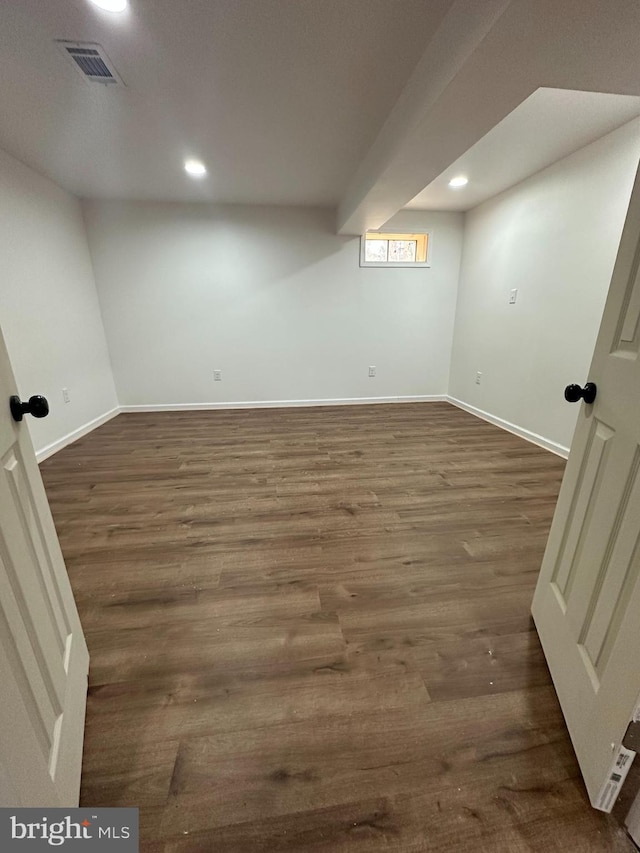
[360,231,430,268]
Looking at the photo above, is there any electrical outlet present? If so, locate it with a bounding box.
[62,388,70,403]
[213,370,222,381]
[509,288,518,304]
[475,371,482,385]
[368,366,376,378]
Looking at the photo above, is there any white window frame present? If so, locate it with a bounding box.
[359,231,432,268]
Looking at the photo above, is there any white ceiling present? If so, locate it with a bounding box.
[405,88,640,213]
[338,0,640,233]
[4,2,640,221]
[0,0,453,204]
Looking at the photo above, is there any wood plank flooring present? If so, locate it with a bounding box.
[40,403,634,852]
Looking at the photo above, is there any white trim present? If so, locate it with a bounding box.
[32,398,571,462]
[446,396,570,459]
[119,395,447,413]
[35,407,120,463]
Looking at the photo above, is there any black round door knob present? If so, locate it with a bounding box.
[564,382,597,405]
[10,394,50,422]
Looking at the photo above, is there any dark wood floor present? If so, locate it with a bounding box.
[40,403,634,852]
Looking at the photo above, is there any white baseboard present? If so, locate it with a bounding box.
[36,397,447,461]
[34,397,569,462]
[119,395,447,413]
[446,396,570,459]
[36,407,120,463]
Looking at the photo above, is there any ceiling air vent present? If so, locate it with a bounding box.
[56,40,124,86]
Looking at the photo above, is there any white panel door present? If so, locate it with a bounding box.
[0,325,89,806]
[532,161,640,812]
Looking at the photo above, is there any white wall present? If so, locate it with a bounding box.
[449,118,640,454]
[83,203,463,407]
[0,149,118,458]
[7,118,634,461]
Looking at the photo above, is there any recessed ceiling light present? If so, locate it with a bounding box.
[88,0,128,12]
[448,175,469,188]
[184,159,207,178]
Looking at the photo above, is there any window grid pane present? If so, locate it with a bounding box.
[388,240,417,262]
[364,239,388,263]
[363,232,429,265]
